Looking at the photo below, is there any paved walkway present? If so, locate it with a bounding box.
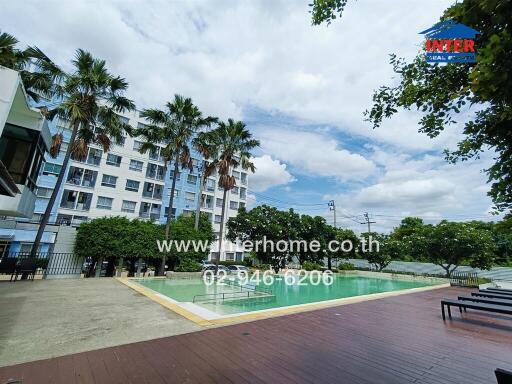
[1,286,511,383]
[0,279,201,367]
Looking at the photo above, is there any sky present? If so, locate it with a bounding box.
[1,0,500,232]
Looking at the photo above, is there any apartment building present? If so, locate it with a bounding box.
[32,108,248,261]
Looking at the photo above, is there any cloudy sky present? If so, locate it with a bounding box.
[2,0,499,232]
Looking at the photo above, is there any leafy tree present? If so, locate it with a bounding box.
[493,214,512,265]
[309,0,349,25]
[358,232,393,272]
[75,217,164,276]
[201,119,260,270]
[227,205,297,273]
[296,214,330,267]
[0,30,62,102]
[365,0,512,212]
[167,214,214,271]
[32,50,135,257]
[333,227,359,261]
[408,220,496,277]
[136,95,216,275]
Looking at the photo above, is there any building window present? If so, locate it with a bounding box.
[214,215,222,223]
[241,172,247,185]
[133,141,143,151]
[202,195,213,209]
[216,198,224,208]
[230,201,238,210]
[139,202,161,220]
[36,187,52,198]
[146,163,164,180]
[236,252,243,261]
[164,207,177,219]
[121,200,136,213]
[225,252,235,261]
[206,178,215,191]
[149,146,164,162]
[101,174,117,188]
[142,182,163,200]
[43,162,62,176]
[185,192,196,204]
[240,187,246,199]
[0,123,45,189]
[125,179,140,192]
[137,122,148,129]
[66,166,98,188]
[239,202,246,209]
[129,159,143,172]
[86,148,102,166]
[232,186,239,195]
[187,174,198,185]
[232,171,240,180]
[96,196,113,210]
[106,153,122,167]
[60,189,92,211]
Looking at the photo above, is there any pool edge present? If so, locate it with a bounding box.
[116,277,450,327]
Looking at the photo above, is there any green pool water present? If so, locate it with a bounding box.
[135,275,437,315]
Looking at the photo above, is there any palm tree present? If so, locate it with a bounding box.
[200,119,260,270]
[0,30,62,102]
[136,95,217,275]
[30,49,135,258]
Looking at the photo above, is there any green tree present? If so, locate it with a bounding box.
[365,0,512,212]
[309,0,349,25]
[408,220,496,277]
[297,214,330,267]
[333,227,359,263]
[136,95,216,275]
[31,50,135,257]
[358,232,393,272]
[201,119,260,270]
[0,30,62,102]
[75,217,164,276]
[167,214,215,271]
[227,205,296,273]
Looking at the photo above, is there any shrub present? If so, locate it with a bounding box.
[338,263,355,271]
[303,261,323,271]
[176,258,202,272]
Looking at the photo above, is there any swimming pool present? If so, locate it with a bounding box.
[135,274,440,316]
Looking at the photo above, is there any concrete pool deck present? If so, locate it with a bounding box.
[0,278,201,367]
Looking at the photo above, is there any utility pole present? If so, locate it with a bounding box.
[328,200,336,228]
[361,212,376,233]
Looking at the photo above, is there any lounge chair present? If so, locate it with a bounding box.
[441,298,512,320]
[483,288,512,295]
[12,258,37,281]
[458,295,512,307]
[0,257,17,281]
[473,292,512,300]
[495,368,512,384]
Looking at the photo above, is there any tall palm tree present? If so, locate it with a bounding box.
[0,30,62,102]
[30,49,135,257]
[200,119,260,270]
[136,95,217,275]
[192,132,215,231]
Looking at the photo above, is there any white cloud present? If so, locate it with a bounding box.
[257,128,376,180]
[250,155,296,192]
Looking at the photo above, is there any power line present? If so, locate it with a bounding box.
[360,212,376,233]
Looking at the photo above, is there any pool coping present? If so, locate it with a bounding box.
[116,274,450,326]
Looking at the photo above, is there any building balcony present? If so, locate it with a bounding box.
[0,184,37,218]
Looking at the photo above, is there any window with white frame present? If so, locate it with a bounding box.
[185,191,195,204]
[96,196,113,210]
[230,201,238,210]
[121,200,136,213]
[106,153,122,167]
[133,141,143,151]
[36,187,53,198]
[187,174,198,185]
[214,215,222,223]
[101,174,117,188]
[125,179,140,192]
[129,159,143,172]
[216,198,224,208]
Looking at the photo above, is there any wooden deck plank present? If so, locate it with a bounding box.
[1,287,512,384]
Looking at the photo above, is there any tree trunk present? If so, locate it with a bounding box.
[194,163,206,231]
[327,256,332,271]
[215,188,228,272]
[136,257,142,277]
[31,120,80,258]
[159,153,180,276]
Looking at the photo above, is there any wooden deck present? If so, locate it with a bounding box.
[1,287,512,383]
